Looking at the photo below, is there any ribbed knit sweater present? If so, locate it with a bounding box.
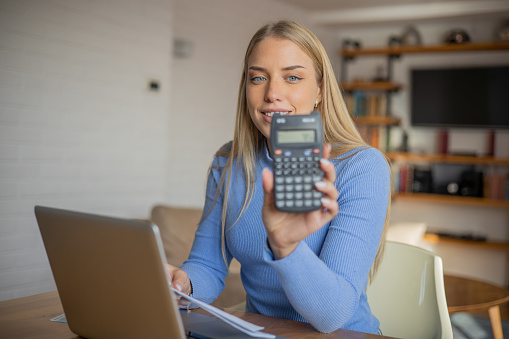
[180,141,390,334]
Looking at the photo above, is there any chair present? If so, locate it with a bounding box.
[366,241,453,339]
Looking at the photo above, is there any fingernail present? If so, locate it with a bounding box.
[320,158,329,166]
[175,283,182,292]
[315,181,326,188]
[321,197,331,204]
[181,299,191,306]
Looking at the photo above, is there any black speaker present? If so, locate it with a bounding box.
[459,170,483,197]
[431,163,483,197]
[412,169,432,193]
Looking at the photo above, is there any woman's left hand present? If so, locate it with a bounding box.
[261,144,339,259]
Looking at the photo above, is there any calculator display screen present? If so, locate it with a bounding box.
[277,130,316,143]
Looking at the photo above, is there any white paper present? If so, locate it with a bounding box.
[171,288,275,339]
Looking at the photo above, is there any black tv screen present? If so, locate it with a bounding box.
[410,66,509,128]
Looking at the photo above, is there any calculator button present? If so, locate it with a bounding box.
[313,199,321,207]
[294,176,303,183]
[276,200,285,208]
[303,176,312,183]
[285,185,294,192]
[313,191,323,198]
[285,177,294,184]
[275,185,285,192]
[285,200,295,207]
[304,192,312,199]
[286,192,294,199]
[294,184,303,191]
[295,192,303,199]
[295,200,304,207]
[303,150,312,156]
[284,151,292,157]
[304,200,312,207]
[313,148,320,154]
[276,193,285,200]
[275,177,284,184]
[304,184,312,191]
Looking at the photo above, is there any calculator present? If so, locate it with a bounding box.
[269,111,324,212]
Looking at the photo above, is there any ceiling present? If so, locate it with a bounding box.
[272,0,509,26]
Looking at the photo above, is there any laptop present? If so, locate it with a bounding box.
[35,206,279,339]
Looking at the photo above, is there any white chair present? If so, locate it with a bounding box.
[366,241,453,339]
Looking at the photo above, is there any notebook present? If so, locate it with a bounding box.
[34,206,279,339]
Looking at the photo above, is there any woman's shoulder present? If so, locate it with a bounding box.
[211,141,233,168]
[332,146,389,172]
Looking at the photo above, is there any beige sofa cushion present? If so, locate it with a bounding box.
[150,205,244,307]
[151,205,203,267]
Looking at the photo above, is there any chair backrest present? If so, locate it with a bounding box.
[366,241,453,339]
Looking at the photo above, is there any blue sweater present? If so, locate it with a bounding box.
[180,142,390,334]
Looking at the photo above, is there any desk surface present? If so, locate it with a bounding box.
[0,291,389,339]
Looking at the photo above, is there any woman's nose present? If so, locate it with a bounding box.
[264,79,284,103]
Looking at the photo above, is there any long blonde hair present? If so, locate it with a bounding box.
[208,20,391,283]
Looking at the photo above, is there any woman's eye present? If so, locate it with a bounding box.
[287,76,302,82]
[251,76,266,83]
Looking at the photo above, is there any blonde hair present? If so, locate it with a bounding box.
[207,20,390,283]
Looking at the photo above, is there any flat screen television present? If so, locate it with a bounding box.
[410,65,509,129]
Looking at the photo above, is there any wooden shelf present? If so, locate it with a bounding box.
[341,81,401,91]
[393,192,509,208]
[341,41,509,57]
[386,152,509,166]
[353,116,401,126]
[424,233,509,252]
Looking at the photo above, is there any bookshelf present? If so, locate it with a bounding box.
[386,152,509,166]
[387,152,509,208]
[424,233,509,252]
[340,41,509,151]
[341,41,509,57]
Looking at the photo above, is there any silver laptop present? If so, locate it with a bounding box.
[35,206,273,339]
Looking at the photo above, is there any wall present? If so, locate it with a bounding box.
[334,18,509,286]
[0,0,174,300]
[0,0,332,301]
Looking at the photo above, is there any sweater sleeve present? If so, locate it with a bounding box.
[179,146,233,305]
[263,148,390,333]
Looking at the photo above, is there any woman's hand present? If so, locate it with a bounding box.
[262,144,339,259]
[167,264,192,306]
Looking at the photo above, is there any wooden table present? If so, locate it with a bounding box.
[0,291,390,339]
[444,274,509,339]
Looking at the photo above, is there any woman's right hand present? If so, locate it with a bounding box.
[167,264,192,306]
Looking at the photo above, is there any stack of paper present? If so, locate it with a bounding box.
[171,288,275,338]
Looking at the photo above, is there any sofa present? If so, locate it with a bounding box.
[150,205,246,308]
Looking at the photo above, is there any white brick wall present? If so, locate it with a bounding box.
[0,0,175,300]
[0,0,327,301]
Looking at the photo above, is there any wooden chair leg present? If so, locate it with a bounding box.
[488,305,504,339]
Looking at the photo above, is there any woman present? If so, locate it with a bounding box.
[170,20,391,334]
